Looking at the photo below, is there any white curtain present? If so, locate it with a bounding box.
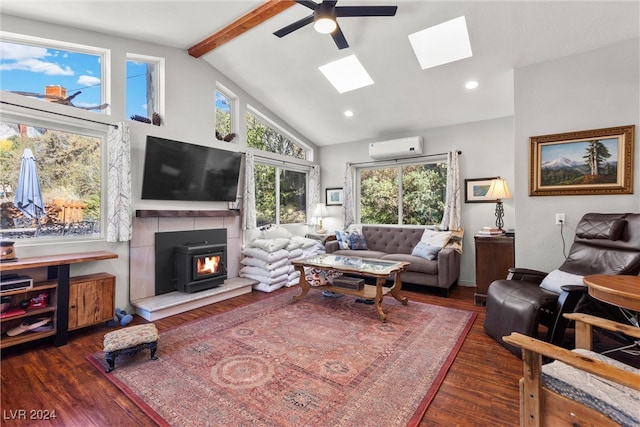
[440,150,461,230]
[342,162,356,228]
[106,122,132,242]
[242,152,256,230]
[307,164,320,222]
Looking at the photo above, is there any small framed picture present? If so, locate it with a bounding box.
[326,187,343,206]
[464,177,498,203]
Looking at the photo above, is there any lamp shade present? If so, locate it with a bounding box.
[486,178,511,200]
[313,203,329,218]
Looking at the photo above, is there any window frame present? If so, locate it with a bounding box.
[0,31,111,115]
[356,156,447,226]
[215,83,237,141]
[125,53,165,122]
[253,156,310,226]
[246,105,309,159]
[0,107,108,245]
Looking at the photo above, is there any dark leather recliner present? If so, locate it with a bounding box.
[484,213,640,357]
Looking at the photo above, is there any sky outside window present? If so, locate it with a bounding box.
[0,40,105,111]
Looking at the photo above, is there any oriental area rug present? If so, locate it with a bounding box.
[87,288,476,427]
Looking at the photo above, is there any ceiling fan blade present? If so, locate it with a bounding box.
[335,6,398,17]
[331,25,349,50]
[273,14,314,37]
[296,0,322,10]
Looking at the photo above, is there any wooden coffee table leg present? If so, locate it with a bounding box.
[374,277,387,322]
[292,265,310,302]
[390,272,409,305]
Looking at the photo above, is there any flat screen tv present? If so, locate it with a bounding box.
[141,136,242,202]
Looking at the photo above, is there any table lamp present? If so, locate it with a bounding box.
[312,203,329,234]
[486,177,511,230]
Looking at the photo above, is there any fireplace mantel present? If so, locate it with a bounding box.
[136,210,240,218]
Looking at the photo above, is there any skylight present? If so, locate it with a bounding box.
[318,55,374,94]
[408,16,473,70]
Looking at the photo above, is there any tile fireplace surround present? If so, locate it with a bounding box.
[129,210,243,303]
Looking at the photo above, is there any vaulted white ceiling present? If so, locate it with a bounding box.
[1,1,638,146]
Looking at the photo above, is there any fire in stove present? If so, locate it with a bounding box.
[175,242,227,293]
[196,255,221,276]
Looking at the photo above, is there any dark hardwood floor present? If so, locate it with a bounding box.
[1,285,523,426]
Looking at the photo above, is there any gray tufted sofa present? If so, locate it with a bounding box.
[324,225,461,296]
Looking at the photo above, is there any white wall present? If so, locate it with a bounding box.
[318,116,515,286]
[0,15,316,310]
[514,38,640,272]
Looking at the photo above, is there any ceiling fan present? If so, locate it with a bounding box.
[273,0,398,50]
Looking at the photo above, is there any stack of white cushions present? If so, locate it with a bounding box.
[240,227,325,292]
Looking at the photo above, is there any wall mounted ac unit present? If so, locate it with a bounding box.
[369,136,422,160]
[368,136,424,160]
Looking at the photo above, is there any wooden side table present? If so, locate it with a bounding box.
[474,232,515,305]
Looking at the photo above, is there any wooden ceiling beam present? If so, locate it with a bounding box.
[188,0,296,58]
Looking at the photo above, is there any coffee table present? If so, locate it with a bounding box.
[291,254,410,322]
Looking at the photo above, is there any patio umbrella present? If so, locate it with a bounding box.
[13,148,45,220]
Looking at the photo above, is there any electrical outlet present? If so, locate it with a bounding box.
[555,213,565,225]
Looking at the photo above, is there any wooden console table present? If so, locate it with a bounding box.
[1,251,117,348]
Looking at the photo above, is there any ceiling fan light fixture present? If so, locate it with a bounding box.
[314,16,337,34]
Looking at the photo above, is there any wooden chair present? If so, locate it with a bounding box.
[504,313,640,427]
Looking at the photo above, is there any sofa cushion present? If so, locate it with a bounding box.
[381,253,438,275]
[332,249,388,259]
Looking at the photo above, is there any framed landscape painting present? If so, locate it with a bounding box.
[529,125,634,196]
[465,177,498,203]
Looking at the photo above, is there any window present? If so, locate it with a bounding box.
[0,119,103,240]
[246,107,309,227]
[246,109,306,159]
[0,34,109,113]
[126,54,163,123]
[359,161,447,225]
[254,164,307,227]
[215,88,233,140]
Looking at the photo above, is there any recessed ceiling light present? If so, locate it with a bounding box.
[318,55,374,94]
[465,80,479,89]
[408,16,473,70]
[344,110,354,117]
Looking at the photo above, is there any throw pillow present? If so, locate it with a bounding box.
[539,269,585,294]
[420,229,452,248]
[349,233,368,250]
[411,241,441,260]
[335,230,351,250]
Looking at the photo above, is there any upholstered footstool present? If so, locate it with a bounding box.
[103,323,159,373]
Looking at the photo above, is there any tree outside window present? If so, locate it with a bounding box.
[0,121,102,239]
[215,89,233,140]
[246,110,308,226]
[126,54,162,123]
[360,162,446,225]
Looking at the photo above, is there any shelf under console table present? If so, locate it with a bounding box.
[1,251,118,348]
